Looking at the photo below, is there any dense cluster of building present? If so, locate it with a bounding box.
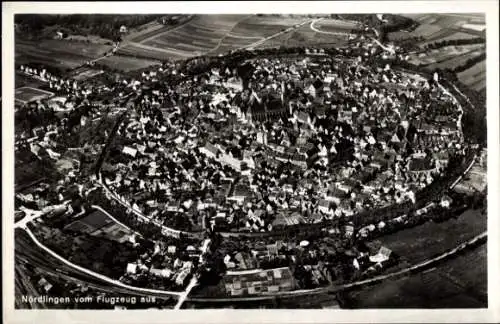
[14,28,474,302]
[99,50,464,234]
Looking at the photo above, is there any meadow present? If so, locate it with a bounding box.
[16,39,112,70]
[390,13,485,48]
[457,61,486,92]
[96,55,161,72]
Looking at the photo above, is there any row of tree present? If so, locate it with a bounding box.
[423,37,485,50]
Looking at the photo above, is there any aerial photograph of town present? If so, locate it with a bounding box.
[11,11,488,311]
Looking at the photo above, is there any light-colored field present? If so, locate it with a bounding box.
[460,24,486,32]
[97,55,160,72]
[118,42,191,61]
[72,68,104,81]
[313,18,361,33]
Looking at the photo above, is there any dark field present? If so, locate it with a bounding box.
[372,208,486,264]
[344,243,487,308]
[15,87,54,104]
[16,39,112,70]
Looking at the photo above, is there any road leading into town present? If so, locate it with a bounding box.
[186,231,487,303]
[173,238,211,309]
[18,226,183,297]
[15,231,181,302]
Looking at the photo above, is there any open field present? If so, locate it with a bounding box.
[408,44,486,71]
[345,244,486,308]
[15,149,58,190]
[140,15,247,56]
[127,22,171,42]
[15,87,54,104]
[457,61,486,92]
[229,16,309,38]
[118,42,193,61]
[371,209,486,264]
[256,22,349,49]
[428,49,484,71]
[390,14,485,46]
[420,32,480,46]
[71,67,104,81]
[409,44,483,64]
[15,72,48,89]
[118,15,313,60]
[461,24,486,32]
[312,18,361,33]
[124,16,194,43]
[96,55,160,72]
[16,39,112,70]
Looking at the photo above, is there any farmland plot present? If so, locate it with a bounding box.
[16,39,112,70]
[408,44,484,67]
[140,15,246,55]
[231,16,310,38]
[215,35,259,55]
[256,23,348,49]
[429,48,485,71]
[118,43,192,61]
[15,72,47,89]
[15,87,54,104]
[97,55,160,72]
[457,61,486,92]
[420,31,480,46]
[120,15,313,60]
[312,18,362,33]
[71,67,104,81]
[392,14,485,47]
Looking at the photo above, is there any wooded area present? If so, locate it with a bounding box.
[15,14,165,41]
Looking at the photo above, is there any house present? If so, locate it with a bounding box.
[122,146,138,158]
[199,142,219,158]
[295,111,311,124]
[167,245,177,255]
[126,263,138,274]
[369,246,392,264]
[175,268,191,286]
[38,277,53,293]
[150,267,173,278]
[318,199,334,216]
